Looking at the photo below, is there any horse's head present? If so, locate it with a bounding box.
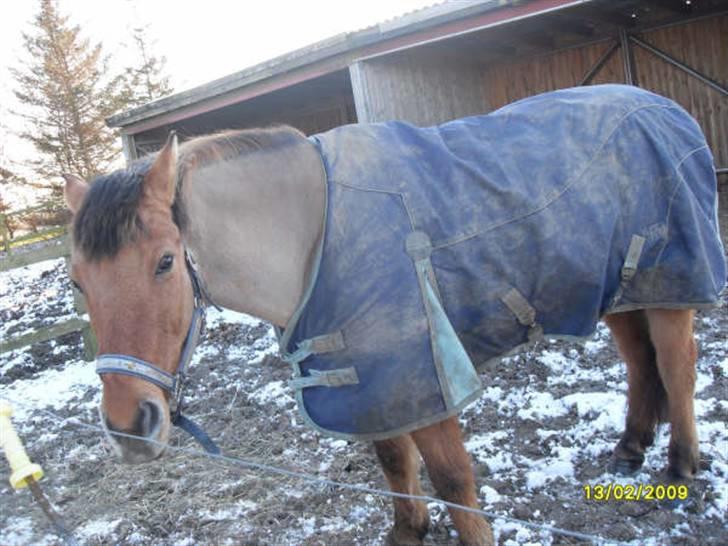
[65,135,193,463]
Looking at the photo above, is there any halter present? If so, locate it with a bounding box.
[95,249,221,454]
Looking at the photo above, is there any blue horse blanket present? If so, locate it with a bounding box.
[278,84,726,440]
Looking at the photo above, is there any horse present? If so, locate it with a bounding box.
[63,84,725,546]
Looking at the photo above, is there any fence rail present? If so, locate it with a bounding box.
[0,232,96,361]
[0,204,68,254]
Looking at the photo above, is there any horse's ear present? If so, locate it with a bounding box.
[63,174,89,214]
[145,131,178,206]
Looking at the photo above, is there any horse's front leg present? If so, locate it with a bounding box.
[411,416,494,546]
[374,434,430,545]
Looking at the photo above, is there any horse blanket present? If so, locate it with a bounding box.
[277,84,726,440]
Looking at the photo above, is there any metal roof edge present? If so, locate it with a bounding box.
[107,0,516,128]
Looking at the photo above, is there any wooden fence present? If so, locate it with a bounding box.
[0,212,96,361]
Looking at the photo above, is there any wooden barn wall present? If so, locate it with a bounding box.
[350,50,488,126]
[482,15,728,168]
[481,15,728,244]
[481,39,625,109]
[127,96,356,158]
[632,15,728,169]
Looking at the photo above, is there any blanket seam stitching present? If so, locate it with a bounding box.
[431,104,690,250]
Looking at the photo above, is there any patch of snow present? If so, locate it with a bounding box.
[0,517,46,546]
[583,339,607,354]
[517,391,568,420]
[1,358,99,420]
[480,484,502,504]
[480,451,515,473]
[76,517,122,539]
[465,430,509,452]
[201,500,257,522]
[206,307,264,328]
[249,380,294,408]
[0,259,75,339]
[524,450,575,490]
[349,504,375,523]
[172,538,196,546]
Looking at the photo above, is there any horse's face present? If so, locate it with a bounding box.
[65,136,192,463]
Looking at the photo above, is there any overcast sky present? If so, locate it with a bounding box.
[0,0,435,189]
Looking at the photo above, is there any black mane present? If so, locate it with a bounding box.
[72,156,186,260]
[73,126,301,259]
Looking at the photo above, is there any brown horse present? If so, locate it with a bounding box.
[64,123,710,545]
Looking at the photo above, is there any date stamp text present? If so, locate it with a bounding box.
[583,483,688,502]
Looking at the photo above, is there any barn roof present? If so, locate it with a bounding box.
[106,0,531,130]
[108,0,727,133]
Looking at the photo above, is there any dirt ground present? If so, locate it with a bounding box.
[0,260,726,545]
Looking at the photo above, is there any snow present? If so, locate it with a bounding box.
[76,518,122,540]
[249,380,294,408]
[0,517,53,546]
[206,307,262,329]
[2,359,99,420]
[1,252,727,545]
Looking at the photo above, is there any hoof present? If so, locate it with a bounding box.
[608,456,643,476]
[385,529,425,546]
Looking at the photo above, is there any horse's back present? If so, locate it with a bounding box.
[312,84,725,361]
[287,85,725,440]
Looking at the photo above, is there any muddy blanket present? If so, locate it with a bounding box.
[278,84,726,440]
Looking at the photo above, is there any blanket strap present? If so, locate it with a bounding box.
[501,288,543,342]
[283,331,355,390]
[282,331,346,365]
[622,235,646,281]
[405,231,481,410]
[290,367,359,389]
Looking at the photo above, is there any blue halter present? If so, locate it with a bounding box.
[95,249,221,454]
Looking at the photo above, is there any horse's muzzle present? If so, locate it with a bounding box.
[99,400,169,464]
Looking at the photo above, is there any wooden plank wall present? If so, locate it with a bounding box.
[350,49,488,125]
[482,39,625,109]
[632,15,728,169]
[126,97,356,159]
[482,15,728,168]
[481,14,727,244]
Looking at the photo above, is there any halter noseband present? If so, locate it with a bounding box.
[95,249,221,454]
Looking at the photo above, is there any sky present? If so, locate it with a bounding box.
[0,0,436,205]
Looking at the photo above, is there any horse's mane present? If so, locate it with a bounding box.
[72,126,303,260]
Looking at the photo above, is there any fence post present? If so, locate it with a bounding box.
[0,213,9,254]
[64,256,97,361]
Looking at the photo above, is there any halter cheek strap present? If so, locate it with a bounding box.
[95,249,221,455]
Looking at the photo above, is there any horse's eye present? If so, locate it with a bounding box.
[155,254,174,275]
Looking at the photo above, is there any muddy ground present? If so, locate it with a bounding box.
[0,259,726,545]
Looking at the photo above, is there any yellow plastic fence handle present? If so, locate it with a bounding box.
[0,400,44,489]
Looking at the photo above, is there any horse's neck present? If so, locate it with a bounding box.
[181,136,326,327]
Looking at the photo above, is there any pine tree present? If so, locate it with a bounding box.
[121,24,173,107]
[11,0,124,201]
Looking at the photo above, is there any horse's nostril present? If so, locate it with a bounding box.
[137,401,162,438]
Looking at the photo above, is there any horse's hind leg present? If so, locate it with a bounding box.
[411,416,494,546]
[645,308,699,479]
[374,434,430,545]
[605,310,664,475]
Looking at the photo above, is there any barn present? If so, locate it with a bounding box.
[107,0,728,241]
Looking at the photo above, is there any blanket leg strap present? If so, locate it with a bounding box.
[608,234,648,309]
[621,234,646,281]
[500,288,543,343]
